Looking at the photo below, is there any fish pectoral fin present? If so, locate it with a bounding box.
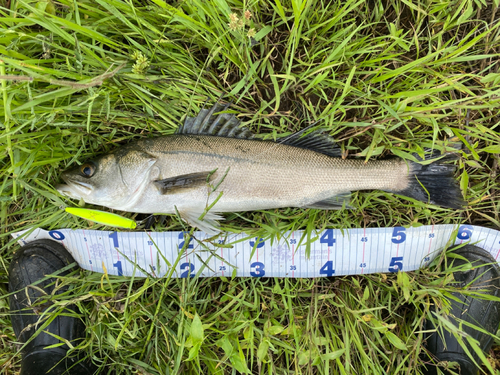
[154,171,214,194]
[302,192,353,210]
[179,208,224,235]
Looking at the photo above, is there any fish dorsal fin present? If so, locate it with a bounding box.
[178,103,341,157]
[279,128,342,158]
[177,103,256,139]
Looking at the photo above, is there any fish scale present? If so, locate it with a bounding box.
[130,135,407,212]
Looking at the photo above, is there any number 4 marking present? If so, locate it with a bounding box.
[320,229,336,246]
[319,261,335,277]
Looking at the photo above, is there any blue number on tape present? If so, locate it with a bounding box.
[388,257,403,272]
[89,259,92,264]
[49,230,65,241]
[113,260,123,276]
[219,266,226,271]
[147,241,153,246]
[361,237,368,242]
[429,233,435,238]
[290,239,297,245]
[319,261,335,277]
[360,263,366,268]
[109,232,119,247]
[178,232,194,250]
[180,262,195,278]
[290,265,297,270]
[84,237,87,242]
[457,225,473,240]
[391,227,406,244]
[320,229,336,246]
[424,256,430,262]
[250,238,265,248]
[250,262,265,277]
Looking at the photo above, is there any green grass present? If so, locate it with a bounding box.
[1,0,500,373]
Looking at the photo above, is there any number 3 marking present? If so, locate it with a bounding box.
[250,262,265,277]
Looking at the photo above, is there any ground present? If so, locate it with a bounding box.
[1,0,500,374]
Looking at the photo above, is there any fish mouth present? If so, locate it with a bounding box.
[57,179,93,199]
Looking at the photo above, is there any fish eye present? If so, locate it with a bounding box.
[80,163,96,178]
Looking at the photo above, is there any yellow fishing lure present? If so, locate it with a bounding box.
[65,207,137,229]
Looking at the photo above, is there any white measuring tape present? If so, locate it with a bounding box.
[11,225,500,278]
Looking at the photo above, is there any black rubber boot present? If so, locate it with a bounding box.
[423,245,500,375]
[9,239,97,375]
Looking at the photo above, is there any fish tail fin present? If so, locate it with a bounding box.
[397,151,466,209]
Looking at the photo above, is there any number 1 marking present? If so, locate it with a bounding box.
[113,261,123,276]
[109,232,119,247]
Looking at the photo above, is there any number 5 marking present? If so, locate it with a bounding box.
[388,257,403,273]
[391,227,406,244]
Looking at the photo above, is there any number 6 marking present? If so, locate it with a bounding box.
[457,225,473,240]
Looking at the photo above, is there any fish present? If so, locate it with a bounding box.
[57,103,465,233]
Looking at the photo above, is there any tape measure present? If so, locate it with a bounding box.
[12,225,500,278]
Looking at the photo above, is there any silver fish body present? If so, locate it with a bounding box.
[58,104,463,232]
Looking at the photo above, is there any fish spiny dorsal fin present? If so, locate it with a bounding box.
[279,128,342,158]
[178,103,341,157]
[177,103,256,139]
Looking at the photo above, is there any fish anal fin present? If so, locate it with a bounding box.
[179,208,224,235]
[303,192,352,210]
[154,171,212,194]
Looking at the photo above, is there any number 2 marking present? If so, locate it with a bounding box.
[178,232,194,250]
[180,263,195,278]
